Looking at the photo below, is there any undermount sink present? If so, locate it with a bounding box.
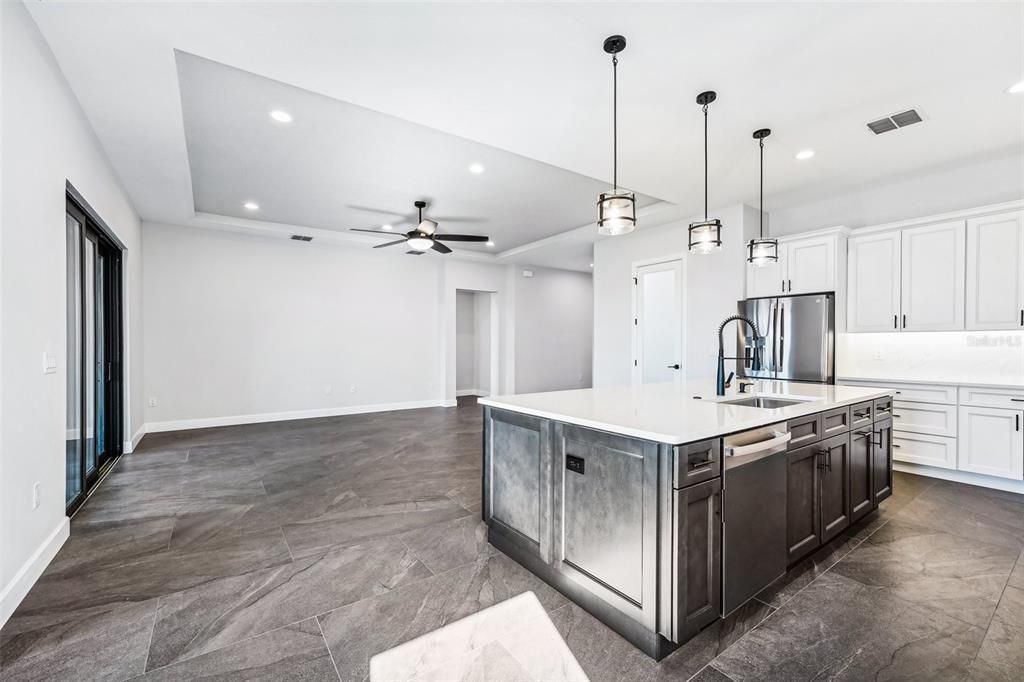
[721,396,808,409]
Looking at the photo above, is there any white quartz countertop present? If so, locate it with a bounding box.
[479,380,893,444]
[838,375,1024,391]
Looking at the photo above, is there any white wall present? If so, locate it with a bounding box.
[770,149,1024,236]
[143,223,443,428]
[838,331,1024,386]
[455,290,478,393]
[0,1,143,626]
[592,205,758,387]
[514,266,593,394]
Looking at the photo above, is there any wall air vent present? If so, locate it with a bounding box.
[867,109,923,135]
[290,235,312,242]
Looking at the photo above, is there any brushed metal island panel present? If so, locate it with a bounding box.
[562,435,645,604]
[491,418,542,543]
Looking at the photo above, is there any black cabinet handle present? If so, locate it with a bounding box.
[1020,309,1023,326]
[893,444,902,448]
[667,364,680,369]
[894,314,898,329]
[1017,414,1020,432]
[892,414,902,418]
[1011,398,1024,403]
[689,458,714,470]
[902,314,907,328]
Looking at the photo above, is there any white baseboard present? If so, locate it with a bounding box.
[123,424,147,454]
[894,462,1024,496]
[442,399,458,407]
[144,399,448,434]
[455,389,490,397]
[0,518,69,628]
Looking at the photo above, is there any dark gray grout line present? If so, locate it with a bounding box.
[315,617,344,682]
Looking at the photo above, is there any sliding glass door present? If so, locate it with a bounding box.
[66,197,123,513]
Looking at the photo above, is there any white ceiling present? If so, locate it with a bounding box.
[177,51,658,252]
[27,1,1024,271]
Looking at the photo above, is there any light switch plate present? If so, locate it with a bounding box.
[43,353,57,374]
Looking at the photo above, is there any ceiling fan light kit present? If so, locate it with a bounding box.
[349,199,489,255]
[597,35,636,237]
[688,90,723,254]
[747,127,779,267]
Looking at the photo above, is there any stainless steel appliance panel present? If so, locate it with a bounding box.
[777,293,834,383]
[736,297,776,379]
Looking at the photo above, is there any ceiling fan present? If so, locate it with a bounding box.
[350,200,490,255]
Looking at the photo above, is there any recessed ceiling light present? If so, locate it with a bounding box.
[269,110,293,123]
[381,224,393,231]
[1008,80,1024,94]
[795,149,815,160]
[485,240,495,247]
[243,201,259,211]
[469,163,485,174]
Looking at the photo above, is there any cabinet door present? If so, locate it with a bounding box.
[958,407,1024,480]
[819,433,851,543]
[786,442,821,563]
[847,231,901,332]
[850,428,873,523]
[900,221,966,331]
[871,417,893,506]
[787,235,836,294]
[674,478,722,642]
[746,243,787,298]
[966,211,1024,330]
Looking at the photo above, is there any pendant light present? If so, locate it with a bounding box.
[597,35,636,236]
[747,128,778,267]
[688,91,722,254]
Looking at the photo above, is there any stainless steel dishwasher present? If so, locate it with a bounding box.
[721,422,790,615]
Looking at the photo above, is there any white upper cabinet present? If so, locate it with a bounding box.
[847,232,901,332]
[965,211,1024,330]
[786,236,836,295]
[900,220,965,331]
[745,232,844,299]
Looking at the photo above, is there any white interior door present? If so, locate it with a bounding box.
[635,260,683,384]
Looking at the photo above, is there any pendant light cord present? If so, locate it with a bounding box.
[759,138,764,239]
[612,55,618,191]
[703,103,709,221]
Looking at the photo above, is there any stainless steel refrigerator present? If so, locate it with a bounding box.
[736,293,835,384]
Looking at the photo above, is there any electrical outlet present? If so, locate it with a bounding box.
[349,384,357,393]
[148,397,158,407]
[872,351,884,360]
[32,483,40,509]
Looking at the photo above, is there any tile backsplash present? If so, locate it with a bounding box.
[837,331,1024,385]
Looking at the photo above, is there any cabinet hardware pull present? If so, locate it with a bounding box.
[854,430,872,439]
[1012,398,1024,403]
[689,459,713,469]
[894,314,897,329]
[893,444,902,448]
[902,314,907,328]
[788,279,792,292]
[1020,309,1023,326]
[892,414,902,418]
[1017,414,1020,432]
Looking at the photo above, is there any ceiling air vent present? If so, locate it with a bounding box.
[290,235,312,242]
[867,109,923,135]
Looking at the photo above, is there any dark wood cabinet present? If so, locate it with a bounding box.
[786,442,822,563]
[872,416,894,506]
[674,478,721,642]
[849,427,874,523]
[819,433,851,543]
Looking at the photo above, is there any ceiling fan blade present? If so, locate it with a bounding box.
[373,239,407,249]
[431,241,453,254]
[434,234,490,242]
[405,251,426,256]
[351,228,404,236]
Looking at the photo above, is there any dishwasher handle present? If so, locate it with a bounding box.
[726,431,792,457]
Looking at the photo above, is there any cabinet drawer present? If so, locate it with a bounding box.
[873,396,893,420]
[821,406,851,437]
[892,432,957,470]
[892,401,957,437]
[959,386,1024,409]
[850,401,873,429]
[843,380,956,405]
[788,413,823,449]
[673,439,721,488]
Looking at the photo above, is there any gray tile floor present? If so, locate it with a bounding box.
[2,397,1023,681]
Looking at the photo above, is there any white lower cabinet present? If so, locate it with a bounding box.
[892,432,957,470]
[958,406,1024,480]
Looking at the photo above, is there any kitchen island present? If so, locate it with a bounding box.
[479,380,895,659]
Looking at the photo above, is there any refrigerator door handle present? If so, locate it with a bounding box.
[777,303,785,372]
[770,302,778,373]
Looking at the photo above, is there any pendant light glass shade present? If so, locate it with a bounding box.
[597,189,637,236]
[688,219,722,253]
[747,128,778,266]
[596,35,635,236]
[689,91,721,254]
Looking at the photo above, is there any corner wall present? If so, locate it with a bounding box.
[0,2,143,626]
